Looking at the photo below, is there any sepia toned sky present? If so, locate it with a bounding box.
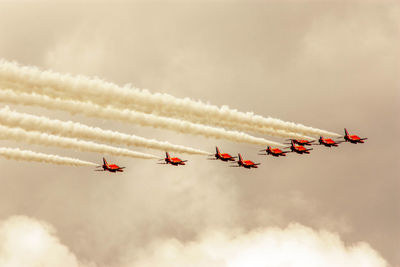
[0,1,399,266]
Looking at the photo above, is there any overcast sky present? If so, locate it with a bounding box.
[0,1,399,266]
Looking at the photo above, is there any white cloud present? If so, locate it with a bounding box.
[124,224,388,267]
[0,216,90,267]
[0,215,388,267]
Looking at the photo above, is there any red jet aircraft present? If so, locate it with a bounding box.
[159,152,187,166]
[259,146,289,157]
[286,139,315,146]
[209,147,236,162]
[344,128,368,144]
[95,157,125,173]
[316,136,343,147]
[231,153,260,169]
[288,140,313,154]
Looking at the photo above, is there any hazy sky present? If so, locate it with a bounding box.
[0,1,399,266]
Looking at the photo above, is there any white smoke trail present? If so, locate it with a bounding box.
[0,60,339,137]
[0,106,209,155]
[0,125,159,159]
[0,147,96,166]
[0,89,285,147]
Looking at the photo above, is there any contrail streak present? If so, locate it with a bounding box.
[0,147,96,166]
[0,89,285,147]
[0,125,159,159]
[0,106,209,155]
[0,60,339,137]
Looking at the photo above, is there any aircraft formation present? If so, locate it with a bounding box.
[97,128,367,172]
[0,61,368,171]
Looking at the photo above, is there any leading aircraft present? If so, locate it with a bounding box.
[343,128,367,144]
[209,147,236,162]
[259,146,289,157]
[231,153,260,169]
[95,157,125,173]
[159,152,187,166]
[288,140,313,154]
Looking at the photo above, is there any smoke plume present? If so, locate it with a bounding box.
[0,60,338,137]
[0,125,159,159]
[0,147,96,166]
[0,89,284,147]
[0,106,209,155]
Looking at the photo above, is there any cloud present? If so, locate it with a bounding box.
[44,27,107,76]
[0,216,387,267]
[124,224,388,267]
[0,216,90,267]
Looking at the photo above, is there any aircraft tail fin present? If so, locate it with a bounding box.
[166,152,170,159]
[344,128,349,136]
[238,153,243,162]
[103,157,108,166]
[216,146,220,154]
